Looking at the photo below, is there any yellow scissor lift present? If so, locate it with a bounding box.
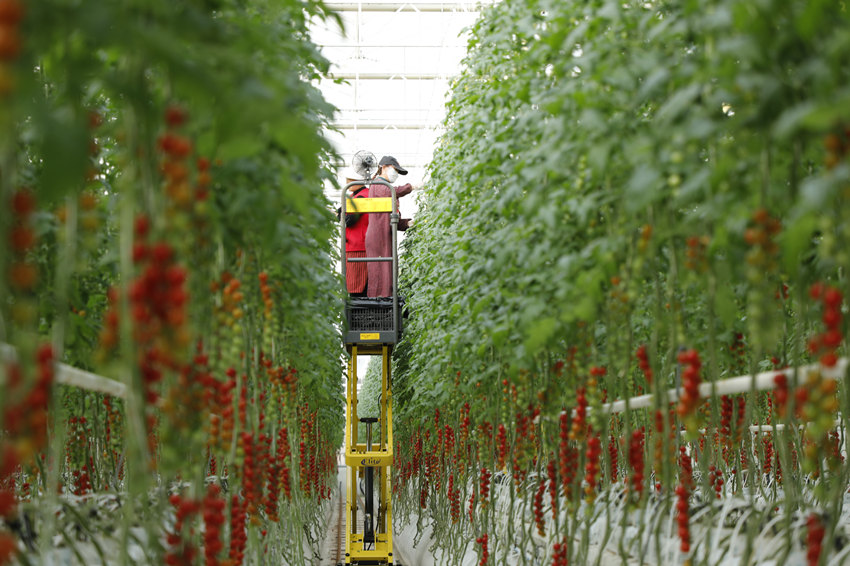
[338,178,403,565]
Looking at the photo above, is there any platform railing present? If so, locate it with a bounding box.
[340,178,401,346]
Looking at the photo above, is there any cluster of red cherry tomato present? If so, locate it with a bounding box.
[165,493,200,566]
[478,467,491,509]
[676,446,694,554]
[448,473,460,523]
[806,513,825,566]
[496,423,507,471]
[0,0,22,98]
[558,412,578,501]
[636,344,652,385]
[533,476,546,536]
[583,435,601,503]
[202,484,226,566]
[744,208,782,279]
[227,493,247,565]
[550,537,568,566]
[475,532,489,565]
[676,349,702,425]
[627,428,645,501]
[684,235,709,273]
[8,190,38,326]
[608,434,619,482]
[546,459,558,519]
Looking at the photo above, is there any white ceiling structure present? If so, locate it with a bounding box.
[312,1,490,211]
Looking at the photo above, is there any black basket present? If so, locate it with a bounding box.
[346,297,403,333]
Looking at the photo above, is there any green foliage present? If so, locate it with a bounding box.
[1,0,347,563]
[357,356,382,439]
[2,0,345,425]
[394,2,850,562]
[398,0,850,428]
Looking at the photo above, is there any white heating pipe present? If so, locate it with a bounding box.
[567,358,848,418]
[1,343,127,398]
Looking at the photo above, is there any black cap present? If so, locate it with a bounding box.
[378,155,408,175]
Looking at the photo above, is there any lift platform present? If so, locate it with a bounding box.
[338,177,402,565]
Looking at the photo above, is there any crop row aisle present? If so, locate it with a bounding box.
[389,0,850,565]
[1,0,346,564]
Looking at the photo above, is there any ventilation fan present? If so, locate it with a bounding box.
[352,150,378,180]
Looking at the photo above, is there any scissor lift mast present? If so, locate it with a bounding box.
[339,179,402,565]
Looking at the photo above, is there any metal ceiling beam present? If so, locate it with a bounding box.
[328,164,429,169]
[335,107,443,112]
[332,154,430,161]
[332,123,441,130]
[326,2,489,12]
[326,72,450,80]
[321,43,467,48]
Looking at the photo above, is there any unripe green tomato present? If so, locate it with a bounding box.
[667,174,681,188]
[194,200,210,216]
[171,212,190,232]
[633,256,644,271]
[11,299,37,325]
[747,249,766,268]
[80,214,100,232]
[670,151,684,164]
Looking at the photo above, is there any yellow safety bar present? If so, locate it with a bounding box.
[346,197,394,213]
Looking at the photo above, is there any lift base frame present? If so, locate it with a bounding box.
[343,344,395,565]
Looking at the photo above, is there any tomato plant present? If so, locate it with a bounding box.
[394,0,850,563]
[1,0,346,564]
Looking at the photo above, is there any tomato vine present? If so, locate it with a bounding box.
[1,0,346,564]
[394,0,850,563]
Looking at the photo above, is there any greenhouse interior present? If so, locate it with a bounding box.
[1,0,850,565]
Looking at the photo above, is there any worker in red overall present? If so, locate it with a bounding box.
[343,167,370,297]
[365,156,412,298]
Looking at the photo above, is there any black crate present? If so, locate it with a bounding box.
[346,298,402,333]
